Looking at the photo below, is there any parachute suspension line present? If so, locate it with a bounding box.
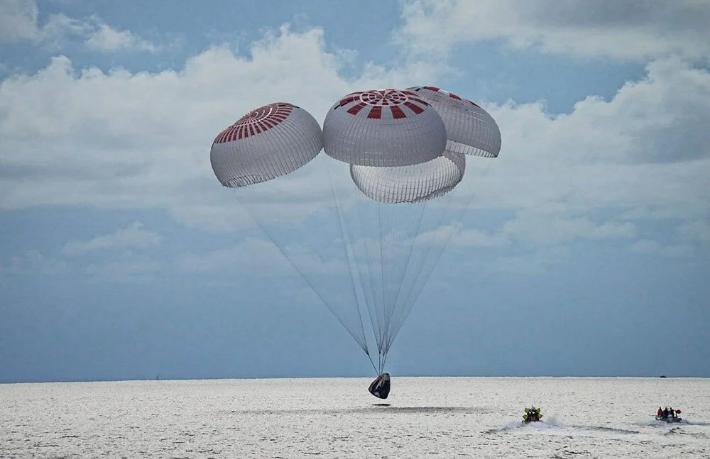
[388,169,497,342]
[377,201,388,370]
[351,193,385,369]
[331,188,378,375]
[385,190,477,352]
[367,351,378,374]
[373,200,431,374]
[393,215,458,337]
[385,207,457,354]
[362,208,384,365]
[343,185,380,358]
[388,202,444,361]
[409,191,476,306]
[327,166,380,375]
[382,200,399,359]
[326,162,372,363]
[381,200,428,360]
[382,204,447,355]
[383,200,453,354]
[235,195,370,355]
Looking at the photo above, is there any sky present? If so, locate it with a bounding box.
[0,0,709,383]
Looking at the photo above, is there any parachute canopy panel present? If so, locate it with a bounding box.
[323,89,447,167]
[409,86,501,158]
[210,102,323,188]
[350,150,466,204]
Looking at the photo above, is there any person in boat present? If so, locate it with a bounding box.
[669,407,675,418]
[532,408,540,422]
[663,407,669,419]
[657,407,663,418]
[523,407,542,423]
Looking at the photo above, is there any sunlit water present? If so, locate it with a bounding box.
[2,377,709,457]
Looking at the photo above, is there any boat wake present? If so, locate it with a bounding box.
[484,418,563,434]
[575,425,639,435]
[684,420,710,427]
[487,419,640,436]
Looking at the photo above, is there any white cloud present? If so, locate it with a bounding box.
[678,220,710,246]
[0,222,161,278]
[630,239,693,258]
[85,23,157,52]
[0,26,394,231]
[40,13,94,44]
[443,213,635,249]
[179,238,284,273]
[419,224,506,248]
[501,213,636,246]
[0,0,39,43]
[0,21,708,256]
[0,250,66,274]
[399,0,710,61]
[83,258,162,282]
[493,246,571,275]
[178,237,349,278]
[450,227,510,248]
[457,58,710,232]
[62,222,161,256]
[0,0,156,52]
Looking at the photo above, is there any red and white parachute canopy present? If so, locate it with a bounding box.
[323,89,446,167]
[408,86,501,158]
[210,102,323,188]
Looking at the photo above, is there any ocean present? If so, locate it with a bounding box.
[1,377,709,457]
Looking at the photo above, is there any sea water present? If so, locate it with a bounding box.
[1,377,709,457]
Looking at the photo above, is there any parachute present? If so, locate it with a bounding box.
[323,89,446,167]
[210,102,322,187]
[210,88,501,391]
[407,86,501,158]
[350,150,465,204]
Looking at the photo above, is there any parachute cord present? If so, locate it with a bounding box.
[354,194,384,353]
[381,200,427,357]
[337,162,385,364]
[384,189,478,351]
[382,201,435,355]
[384,206,456,353]
[379,202,396,358]
[236,196,370,356]
[334,172,384,363]
[341,170,383,357]
[366,350,377,374]
[327,164,370,357]
[377,202,387,356]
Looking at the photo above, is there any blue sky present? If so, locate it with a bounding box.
[1,0,709,382]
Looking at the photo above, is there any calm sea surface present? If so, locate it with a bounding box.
[1,377,709,457]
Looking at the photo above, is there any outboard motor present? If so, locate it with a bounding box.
[368,373,391,399]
